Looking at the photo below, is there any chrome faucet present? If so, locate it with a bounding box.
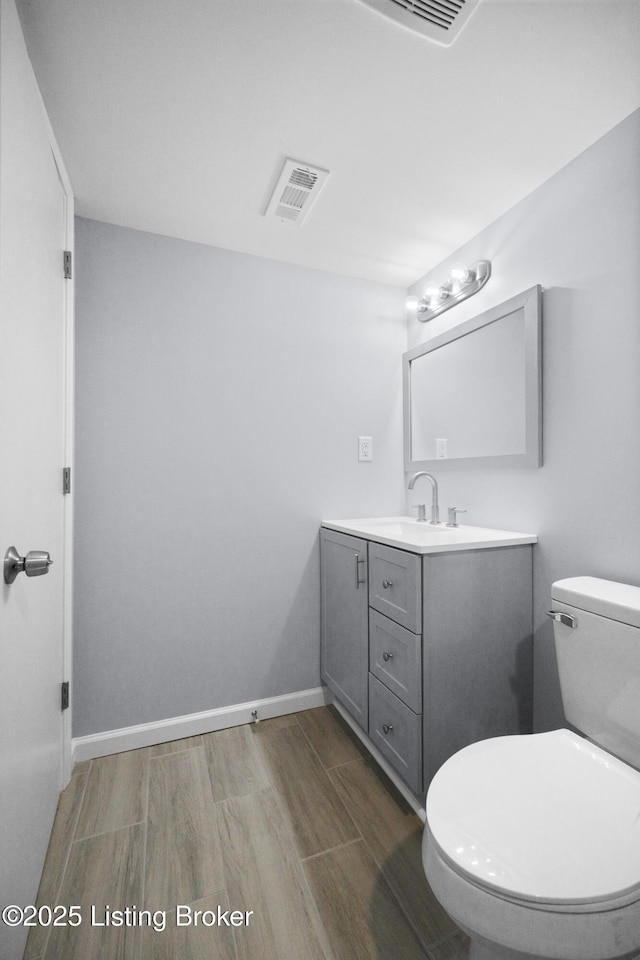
[407,472,440,524]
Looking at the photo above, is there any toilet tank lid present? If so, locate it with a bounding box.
[552,576,640,627]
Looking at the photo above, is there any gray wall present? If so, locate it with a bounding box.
[73,220,406,737]
[406,110,640,731]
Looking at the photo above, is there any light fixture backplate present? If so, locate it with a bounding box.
[416,260,491,323]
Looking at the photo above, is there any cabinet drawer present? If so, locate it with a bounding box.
[320,528,369,731]
[369,610,422,713]
[368,543,422,632]
[368,674,422,794]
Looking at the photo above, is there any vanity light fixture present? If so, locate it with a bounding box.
[408,260,491,323]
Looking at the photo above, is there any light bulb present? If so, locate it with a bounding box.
[405,296,419,311]
[450,265,476,284]
[425,285,449,307]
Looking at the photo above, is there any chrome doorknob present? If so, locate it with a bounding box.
[4,546,53,585]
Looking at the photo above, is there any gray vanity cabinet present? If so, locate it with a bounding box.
[320,528,369,731]
[321,523,534,801]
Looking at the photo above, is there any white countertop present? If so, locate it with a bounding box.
[321,516,537,555]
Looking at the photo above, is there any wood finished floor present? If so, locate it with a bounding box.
[25,706,469,960]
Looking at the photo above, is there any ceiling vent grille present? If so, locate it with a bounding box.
[356,0,480,45]
[265,159,330,225]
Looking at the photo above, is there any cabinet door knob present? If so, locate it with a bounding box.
[382,723,393,735]
[382,579,393,589]
[382,651,393,662]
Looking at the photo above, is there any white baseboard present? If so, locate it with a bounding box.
[72,686,331,762]
[332,700,426,823]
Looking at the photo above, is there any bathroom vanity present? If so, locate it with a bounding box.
[320,518,537,801]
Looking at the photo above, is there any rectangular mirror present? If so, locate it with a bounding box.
[403,285,542,469]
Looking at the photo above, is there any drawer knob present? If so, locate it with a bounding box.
[382,579,393,589]
[382,651,394,662]
[382,723,394,735]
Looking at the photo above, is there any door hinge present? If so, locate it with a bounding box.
[63,250,72,279]
[61,681,70,711]
[63,467,71,494]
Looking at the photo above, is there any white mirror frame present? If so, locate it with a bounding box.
[403,285,542,470]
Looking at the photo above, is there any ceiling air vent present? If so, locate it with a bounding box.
[265,159,330,225]
[356,0,480,45]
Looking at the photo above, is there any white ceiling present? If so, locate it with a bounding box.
[17,0,640,287]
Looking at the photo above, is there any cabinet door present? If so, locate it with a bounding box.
[320,528,369,730]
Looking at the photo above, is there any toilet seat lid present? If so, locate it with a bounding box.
[427,729,640,904]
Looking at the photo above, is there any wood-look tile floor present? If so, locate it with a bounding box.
[25,706,469,960]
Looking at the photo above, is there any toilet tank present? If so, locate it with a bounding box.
[551,576,640,770]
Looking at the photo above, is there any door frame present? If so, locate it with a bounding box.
[39,92,75,786]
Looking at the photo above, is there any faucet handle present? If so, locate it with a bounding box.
[446,507,467,527]
[412,504,427,522]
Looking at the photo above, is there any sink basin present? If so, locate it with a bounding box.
[321,516,537,555]
[359,517,451,535]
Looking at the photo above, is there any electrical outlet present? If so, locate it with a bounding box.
[436,438,448,459]
[358,436,373,462]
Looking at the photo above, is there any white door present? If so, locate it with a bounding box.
[0,1,72,957]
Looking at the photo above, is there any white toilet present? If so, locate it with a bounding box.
[422,576,640,960]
